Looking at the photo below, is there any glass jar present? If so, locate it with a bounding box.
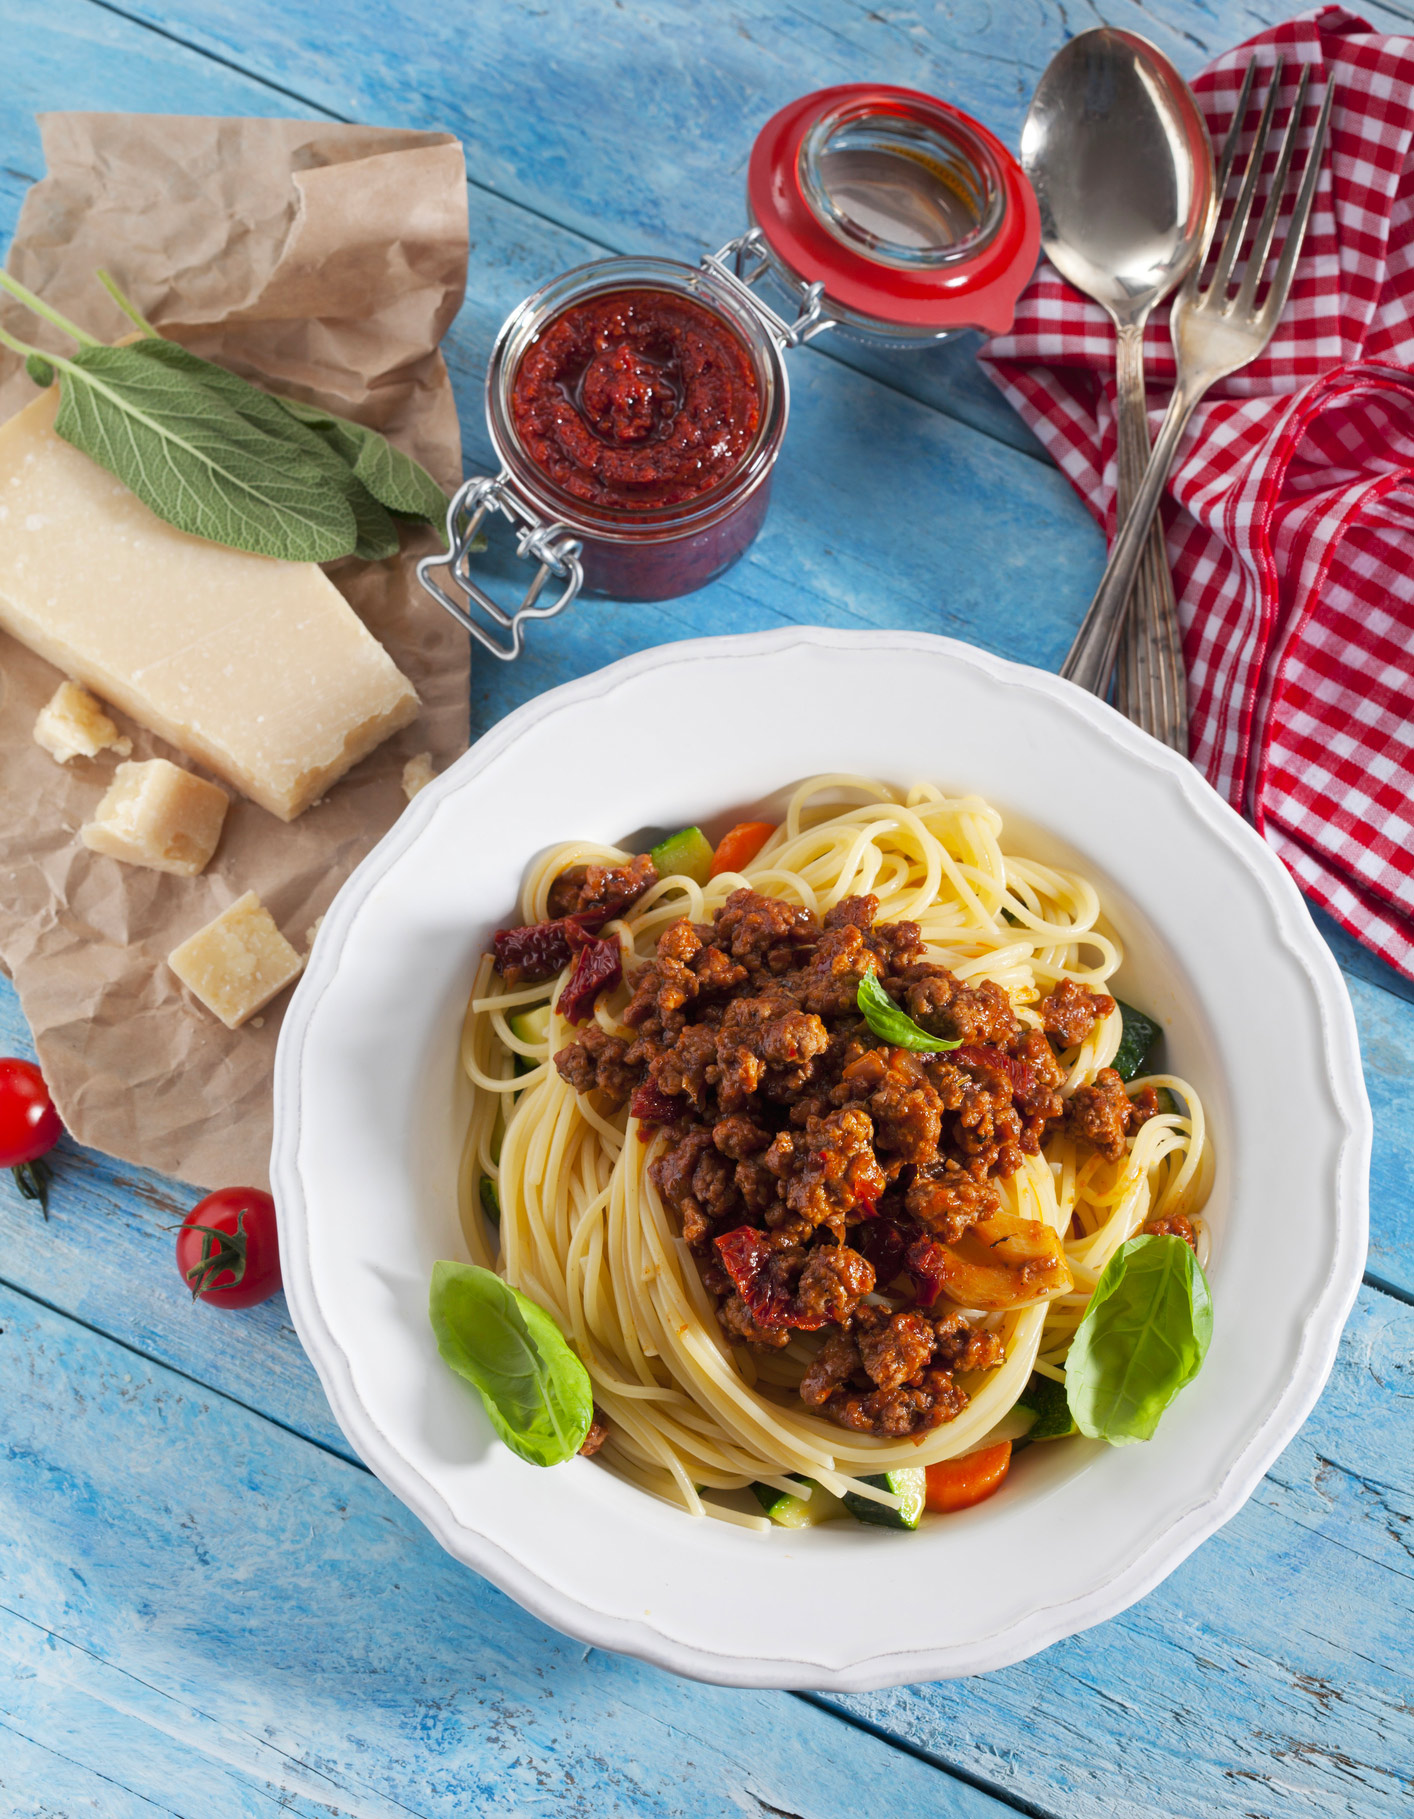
[488,257,787,605]
[419,84,1039,658]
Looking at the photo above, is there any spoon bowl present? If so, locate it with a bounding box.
[1023,28,1214,329]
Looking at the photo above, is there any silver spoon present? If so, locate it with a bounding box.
[1022,28,1215,751]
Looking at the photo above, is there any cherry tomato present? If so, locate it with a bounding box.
[0,1057,64,1217]
[0,1057,63,1167]
[176,1186,282,1308]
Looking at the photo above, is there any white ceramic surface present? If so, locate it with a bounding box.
[271,628,1370,1690]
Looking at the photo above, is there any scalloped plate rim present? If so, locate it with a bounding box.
[271,625,1370,1690]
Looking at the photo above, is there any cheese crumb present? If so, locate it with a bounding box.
[34,680,132,764]
[168,891,304,1029]
[81,759,229,877]
[401,751,436,800]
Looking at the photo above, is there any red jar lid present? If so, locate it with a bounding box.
[748,85,1039,337]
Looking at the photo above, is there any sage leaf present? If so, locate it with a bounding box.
[1066,1234,1212,1444]
[50,342,357,561]
[280,394,449,524]
[429,1259,593,1467]
[345,486,403,563]
[856,972,962,1053]
[120,338,400,562]
[25,353,55,388]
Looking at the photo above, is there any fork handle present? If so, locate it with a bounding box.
[1061,380,1201,697]
[1113,328,1190,753]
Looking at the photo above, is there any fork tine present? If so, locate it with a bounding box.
[1206,57,1284,301]
[1174,57,1258,309]
[1258,73,1334,332]
[1215,56,1260,196]
[1235,62,1313,311]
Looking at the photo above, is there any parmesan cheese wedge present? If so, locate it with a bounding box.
[0,388,420,820]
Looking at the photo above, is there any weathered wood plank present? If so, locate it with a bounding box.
[825,1286,1414,1819]
[0,7,1410,1817]
[1,1234,1409,1819]
[86,0,1368,243]
[0,1279,1016,1819]
[77,0,1345,450]
[0,980,356,1462]
[1346,972,1414,1300]
[0,1669,345,1819]
[0,0,1108,683]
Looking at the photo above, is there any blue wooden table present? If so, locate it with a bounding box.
[2,3,1411,1814]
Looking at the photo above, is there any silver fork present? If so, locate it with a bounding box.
[1062,58,1334,704]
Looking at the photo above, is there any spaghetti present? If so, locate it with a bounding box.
[456,776,1212,1526]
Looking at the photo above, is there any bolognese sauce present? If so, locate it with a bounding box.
[542,887,1156,1440]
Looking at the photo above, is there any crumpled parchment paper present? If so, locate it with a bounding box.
[0,115,470,1189]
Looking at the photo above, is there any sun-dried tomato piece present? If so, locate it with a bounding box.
[905,1234,949,1308]
[559,937,622,1025]
[493,920,571,985]
[629,1080,682,1126]
[714,1225,773,1295]
[857,1214,918,1289]
[493,911,602,985]
[955,1044,1036,1104]
[713,1226,829,1331]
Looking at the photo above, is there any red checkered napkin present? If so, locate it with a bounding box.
[981,5,1414,983]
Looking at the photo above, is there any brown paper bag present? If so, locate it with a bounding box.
[0,115,471,1189]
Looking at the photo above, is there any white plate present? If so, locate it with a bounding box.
[271,628,1369,1690]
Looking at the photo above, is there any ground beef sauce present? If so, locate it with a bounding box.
[500,882,1153,1441]
[510,290,761,511]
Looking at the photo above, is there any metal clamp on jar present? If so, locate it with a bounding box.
[418,84,1039,659]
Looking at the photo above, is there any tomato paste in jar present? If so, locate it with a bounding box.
[509,289,762,512]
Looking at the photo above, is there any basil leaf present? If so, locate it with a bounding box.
[1112,999,1161,1082]
[278,394,449,524]
[429,1260,592,1467]
[856,972,962,1052]
[1066,1235,1212,1444]
[51,343,357,561]
[121,338,400,561]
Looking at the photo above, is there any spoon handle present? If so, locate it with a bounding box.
[1061,379,1199,698]
[1113,327,1190,754]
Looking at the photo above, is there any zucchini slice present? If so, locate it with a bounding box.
[1016,1372,1077,1443]
[649,825,715,886]
[751,1478,850,1529]
[508,1004,552,1046]
[842,1467,927,1530]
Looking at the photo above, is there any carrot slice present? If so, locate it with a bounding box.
[924,1440,1012,1514]
[708,821,776,878]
